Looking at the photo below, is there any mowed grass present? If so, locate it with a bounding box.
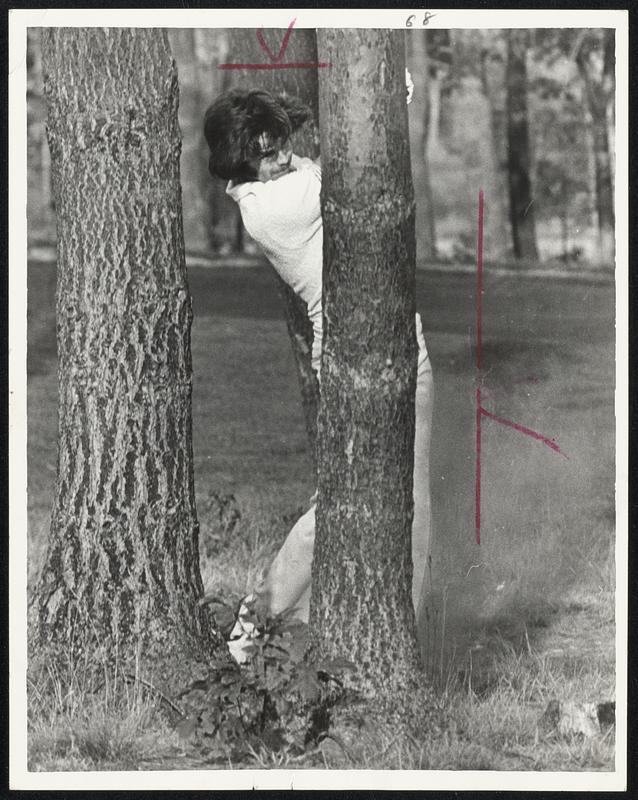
[25,260,617,772]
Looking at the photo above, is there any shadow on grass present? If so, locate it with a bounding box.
[26,258,616,771]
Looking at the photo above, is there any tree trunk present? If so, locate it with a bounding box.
[37,28,219,687]
[590,115,614,261]
[27,29,55,243]
[228,27,321,462]
[505,29,539,261]
[576,30,615,263]
[167,29,217,254]
[406,30,437,262]
[426,67,442,156]
[424,28,451,157]
[191,28,242,254]
[312,29,423,701]
[478,32,511,261]
[169,29,243,255]
[439,30,457,145]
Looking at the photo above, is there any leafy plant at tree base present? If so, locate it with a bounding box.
[174,598,355,764]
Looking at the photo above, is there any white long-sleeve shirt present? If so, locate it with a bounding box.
[226,159,323,379]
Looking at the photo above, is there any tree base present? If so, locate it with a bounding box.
[322,683,446,761]
[30,598,229,706]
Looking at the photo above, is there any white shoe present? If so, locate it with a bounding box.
[227,633,256,665]
[227,594,261,665]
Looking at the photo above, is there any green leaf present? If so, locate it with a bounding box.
[290,667,321,702]
[265,669,288,692]
[266,646,290,662]
[224,684,241,703]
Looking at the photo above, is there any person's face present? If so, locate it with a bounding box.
[253,133,293,182]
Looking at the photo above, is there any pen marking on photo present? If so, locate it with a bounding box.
[218,19,331,71]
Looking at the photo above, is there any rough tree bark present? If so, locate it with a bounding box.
[36,28,219,686]
[228,27,321,460]
[505,28,539,261]
[576,29,615,263]
[311,29,423,703]
[406,30,437,262]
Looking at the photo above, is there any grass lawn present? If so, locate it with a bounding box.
[25,259,617,772]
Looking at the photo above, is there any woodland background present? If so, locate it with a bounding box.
[25,27,617,773]
[26,27,616,270]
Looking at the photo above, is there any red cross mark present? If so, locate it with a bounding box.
[474,189,567,545]
[219,19,330,70]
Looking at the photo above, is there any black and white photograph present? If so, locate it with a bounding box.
[9,8,627,791]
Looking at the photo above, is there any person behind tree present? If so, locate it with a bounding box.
[204,85,433,662]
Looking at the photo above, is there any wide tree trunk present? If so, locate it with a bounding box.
[505,29,539,261]
[406,30,437,262]
[312,29,422,701]
[228,27,321,462]
[36,28,219,686]
[576,29,615,263]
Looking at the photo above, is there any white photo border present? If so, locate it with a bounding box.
[9,7,629,791]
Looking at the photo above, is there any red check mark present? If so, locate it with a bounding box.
[257,18,296,63]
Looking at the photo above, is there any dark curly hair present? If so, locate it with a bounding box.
[204,88,312,183]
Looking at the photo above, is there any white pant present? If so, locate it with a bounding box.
[256,312,434,624]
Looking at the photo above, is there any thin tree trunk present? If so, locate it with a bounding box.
[591,115,614,260]
[27,29,54,240]
[228,27,321,462]
[312,29,424,704]
[406,30,437,262]
[167,29,214,254]
[576,29,615,263]
[424,28,451,158]
[37,28,219,686]
[478,32,511,261]
[505,29,539,261]
[169,29,242,254]
[193,29,242,253]
[439,30,457,145]
[426,68,442,156]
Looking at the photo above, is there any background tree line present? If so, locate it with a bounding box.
[25,25,619,763]
[27,27,616,268]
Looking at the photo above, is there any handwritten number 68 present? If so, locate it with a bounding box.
[406,12,435,27]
